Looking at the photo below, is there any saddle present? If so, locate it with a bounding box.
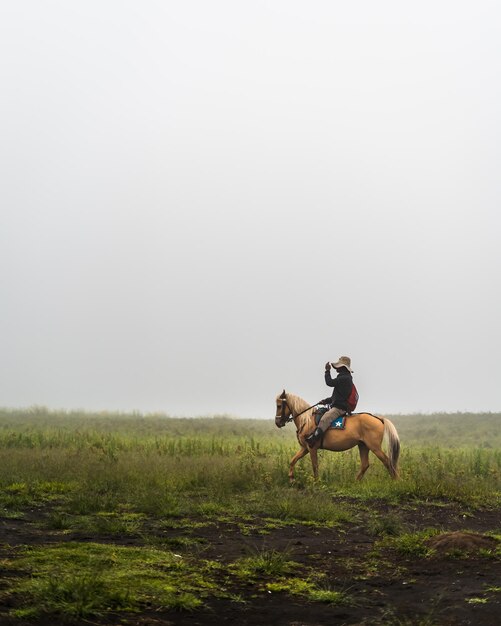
[313,406,349,430]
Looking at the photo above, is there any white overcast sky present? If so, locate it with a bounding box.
[1,1,500,417]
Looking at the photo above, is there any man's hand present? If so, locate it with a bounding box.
[325,362,331,371]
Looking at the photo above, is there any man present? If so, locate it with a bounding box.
[305,356,354,446]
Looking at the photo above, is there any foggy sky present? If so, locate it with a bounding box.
[1,1,500,417]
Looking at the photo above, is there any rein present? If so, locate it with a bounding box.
[279,396,321,424]
[296,402,321,417]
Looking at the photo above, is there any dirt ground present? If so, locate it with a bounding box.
[0,500,499,625]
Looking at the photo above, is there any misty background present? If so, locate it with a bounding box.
[1,1,500,417]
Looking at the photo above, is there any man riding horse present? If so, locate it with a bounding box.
[305,356,354,446]
[275,359,400,480]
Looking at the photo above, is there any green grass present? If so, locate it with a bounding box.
[44,511,146,535]
[265,577,351,605]
[5,542,351,619]
[232,549,352,606]
[378,529,440,557]
[0,410,498,519]
[367,512,404,537]
[6,542,225,619]
[0,409,498,621]
[231,547,297,579]
[389,412,501,449]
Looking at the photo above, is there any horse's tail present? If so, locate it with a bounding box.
[383,418,400,478]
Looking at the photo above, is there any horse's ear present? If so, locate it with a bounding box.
[280,389,286,399]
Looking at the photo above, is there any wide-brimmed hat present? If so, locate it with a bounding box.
[331,356,353,372]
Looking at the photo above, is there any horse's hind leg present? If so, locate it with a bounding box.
[289,447,309,483]
[371,447,397,479]
[356,442,370,480]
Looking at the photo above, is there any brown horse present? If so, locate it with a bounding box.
[275,390,400,482]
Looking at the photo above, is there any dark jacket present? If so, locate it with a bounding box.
[322,368,353,410]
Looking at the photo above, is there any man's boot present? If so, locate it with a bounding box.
[305,427,323,446]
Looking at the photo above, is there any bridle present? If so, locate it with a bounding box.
[276,392,320,428]
[276,394,293,427]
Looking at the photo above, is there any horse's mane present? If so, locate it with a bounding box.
[284,392,311,415]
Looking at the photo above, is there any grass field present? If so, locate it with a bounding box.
[0,408,499,625]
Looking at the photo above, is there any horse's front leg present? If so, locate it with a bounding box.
[289,447,309,483]
[309,446,319,480]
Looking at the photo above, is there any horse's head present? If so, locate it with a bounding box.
[275,390,291,428]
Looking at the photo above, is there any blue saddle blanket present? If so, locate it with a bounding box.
[314,408,347,430]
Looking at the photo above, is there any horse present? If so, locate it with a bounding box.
[275,390,400,482]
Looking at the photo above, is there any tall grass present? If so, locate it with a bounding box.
[0,410,499,516]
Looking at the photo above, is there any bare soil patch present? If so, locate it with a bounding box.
[0,499,499,625]
[427,531,499,554]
